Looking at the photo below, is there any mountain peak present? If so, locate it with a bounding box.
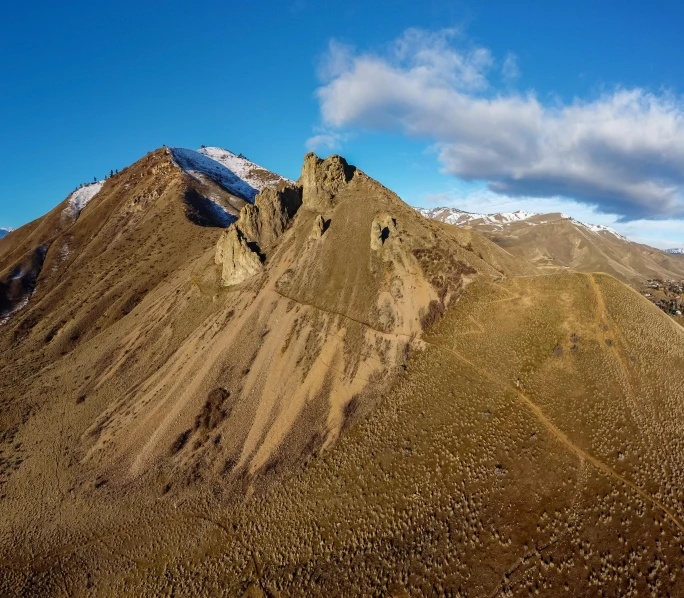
[300,152,356,209]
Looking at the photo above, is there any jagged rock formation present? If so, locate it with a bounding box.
[234,184,302,250]
[214,227,264,285]
[370,214,398,251]
[299,152,355,210]
[215,183,303,285]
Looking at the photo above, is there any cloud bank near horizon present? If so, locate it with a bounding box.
[310,29,684,223]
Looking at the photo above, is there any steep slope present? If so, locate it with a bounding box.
[4,272,684,595]
[419,207,684,283]
[0,150,538,592]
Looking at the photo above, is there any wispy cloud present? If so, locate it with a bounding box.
[305,127,349,152]
[313,29,684,223]
[501,52,519,82]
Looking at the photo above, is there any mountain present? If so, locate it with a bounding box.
[418,207,684,283]
[0,228,11,239]
[666,248,684,255]
[0,147,289,333]
[2,150,684,596]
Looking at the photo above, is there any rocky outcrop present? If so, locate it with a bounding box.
[370,215,398,251]
[310,215,328,240]
[237,184,302,250]
[215,184,301,286]
[300,153,355,210]
[214,227,263,286]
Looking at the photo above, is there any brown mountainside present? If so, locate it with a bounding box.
[1,150,684,596]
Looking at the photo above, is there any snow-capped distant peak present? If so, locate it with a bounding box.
[64,181,104,221]
[415,206,537,227]
[417,206,631,241]
[170,146,293,202]
[0,227,12,239]
[666,248,684,255]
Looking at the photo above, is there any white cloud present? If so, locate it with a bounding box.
[305,128,348,152]
[314,29,684,222]
[501,52,519,82]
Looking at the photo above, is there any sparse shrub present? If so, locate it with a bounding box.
[170,429,192,455]
[420,300,445,331]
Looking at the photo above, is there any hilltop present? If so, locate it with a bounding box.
[1,149,684,596]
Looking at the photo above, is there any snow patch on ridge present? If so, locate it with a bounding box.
[170,146,293,202]
[197,147,294,191]
[562,216,627,240]
[65,181,104,220]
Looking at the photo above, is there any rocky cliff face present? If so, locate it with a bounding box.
[299,153,356,210]
[214,183,302,286]
[213,153,361,286]
[214,227,264,286]
[236,184,302,250]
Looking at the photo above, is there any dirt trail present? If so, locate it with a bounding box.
[276,274,684,536]
[427,334,684,536]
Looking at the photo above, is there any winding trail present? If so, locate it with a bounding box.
[426,324,684,537]
[280,275,684,535]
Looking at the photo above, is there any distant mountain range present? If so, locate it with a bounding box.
[0,228,12,239]
[416,207,627,239]
[417,206,684,283]
[665,248,684,255]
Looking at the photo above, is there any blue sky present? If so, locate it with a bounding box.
[1,0,683,247]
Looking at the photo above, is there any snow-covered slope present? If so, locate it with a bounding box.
[64,181,104,220]
[666,248,684,255]
[170,146,293,202]
[572,220,626,240]
[0,228,12,239]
